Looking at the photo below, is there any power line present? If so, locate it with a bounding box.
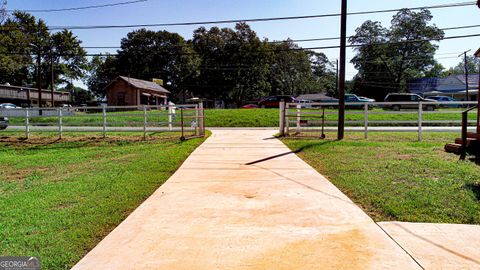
[6,0,148,13]
[35,1,476,30]
[4,33,480,57]
[81,24,480,49]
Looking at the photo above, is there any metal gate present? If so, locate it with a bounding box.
[279,102,327,138]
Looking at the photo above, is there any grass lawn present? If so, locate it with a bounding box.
[0,132,206,269]
[6,108,477,128]
[282,132,480,224]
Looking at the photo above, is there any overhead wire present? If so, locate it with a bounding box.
[6,0,148,13]
[2,1,474,30]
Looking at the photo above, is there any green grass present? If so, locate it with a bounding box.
[0,132,207,269]
[6,108,477,128]
[282,132,480,224]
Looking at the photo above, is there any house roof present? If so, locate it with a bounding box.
[107,76,170,94]
[296,93,338,101]
[409,74,479,94]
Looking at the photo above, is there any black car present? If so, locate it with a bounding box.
[0,116,8,130]
[383,93,438,111]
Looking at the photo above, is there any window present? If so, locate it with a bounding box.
[410,95,420,101]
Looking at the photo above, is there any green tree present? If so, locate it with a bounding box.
[86,54,118,98]
[191,23,271,105]
[447,55,480,75]
[350,9,444,100]
[0,0,7,23]
[116,29,200,96]
[0,12,87,93]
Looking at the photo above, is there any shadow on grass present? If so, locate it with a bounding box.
[465,183,480,201]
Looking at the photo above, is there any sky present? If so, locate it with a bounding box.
[5,0,480,87]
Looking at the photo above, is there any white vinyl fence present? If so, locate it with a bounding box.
[279,101,479,141]
[0,103,205,140]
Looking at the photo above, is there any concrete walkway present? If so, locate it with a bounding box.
[379,222,480,269]
[73,129,420,269]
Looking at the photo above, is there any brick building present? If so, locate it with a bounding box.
[105,76,170,106]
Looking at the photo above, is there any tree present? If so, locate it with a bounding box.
[47,29,88,89]
[447,56,480,75]
[0,0,6,23]
[191,23,271,105]
[0,12,87,93]
[267,41,311,96]
[116,29,200,96]
[86,54,118,98]
[70,86,96,105]
[349,9,444,100]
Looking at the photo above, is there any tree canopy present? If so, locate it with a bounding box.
[88,23,337,105]
[0,12,87,90]
[349,9,444,101]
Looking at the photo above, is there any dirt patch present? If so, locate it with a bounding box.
[2,166,49,182]
[0,134,180,148]
[241,229,373,270]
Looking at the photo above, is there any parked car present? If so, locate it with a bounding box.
[258,95,297,108]
[297,99,314,108]
[240,104,259,109]
[345,94,373,109]
[383,93,438,111]
[358,96,376,102]
[0,103,20,109]
[425,96,462,108]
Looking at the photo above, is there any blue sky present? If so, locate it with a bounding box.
[6,0,480,85]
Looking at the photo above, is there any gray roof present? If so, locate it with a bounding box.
[116,76,170,94]
[296,93,338,101]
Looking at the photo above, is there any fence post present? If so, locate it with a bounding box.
[198,102,204,136]
[194,104,199,136]
[418,102,423,141]
[296,104,301,134]
[143,105,147,141]
[58,108,63,139]
[25,108,30,139]
[102,105,107,138]
[285,104,290,136]
[364,103,369,139]
[168,105,173,131]
[279,101,285,136]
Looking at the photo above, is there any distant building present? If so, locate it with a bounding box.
[105,76,170,106]
[0,84,70,107]
[296,93,338,102]
[408,74,479,101]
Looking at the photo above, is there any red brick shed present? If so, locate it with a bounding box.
[105,76,170,106]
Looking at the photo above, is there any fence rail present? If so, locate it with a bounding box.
[0,103,205,140]
[279,101,479,140]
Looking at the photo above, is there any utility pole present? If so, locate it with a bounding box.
[338,0,347,140]
[459,50,471,101]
